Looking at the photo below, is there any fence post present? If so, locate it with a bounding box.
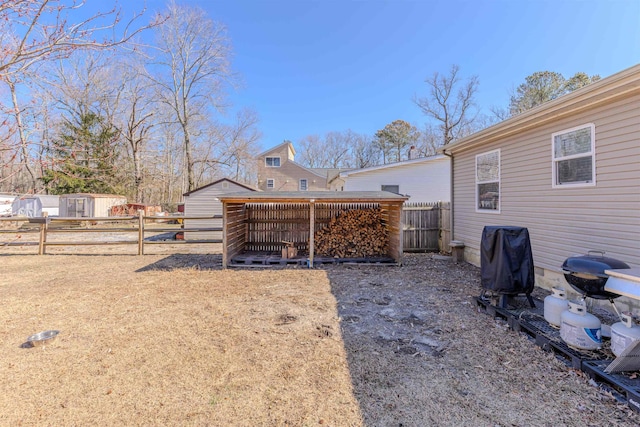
[308,200,315,268]
[138,210,144,255]
[38,212,49,255]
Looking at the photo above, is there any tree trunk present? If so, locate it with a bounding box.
[132,147,142,202]
[183,126,195,192]
[9,81,38,192]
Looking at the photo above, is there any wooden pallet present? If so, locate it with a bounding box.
[476,295,640,412]
[229,252,397,268]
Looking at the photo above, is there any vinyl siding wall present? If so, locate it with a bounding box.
[260,161,327,192]
[184,181,251,240]
[343,158,451,203]
[452,94,640,279]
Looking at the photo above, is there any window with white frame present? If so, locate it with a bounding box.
[266,179,275,189]
[552,123,595,187]
[299,179,308,191]
[476,149,500,212]
[265,157,281,167]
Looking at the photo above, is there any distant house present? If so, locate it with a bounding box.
[256,141,344,191]
[338,155,451,203]
[58,193,127,217]
[442,63,640,301]
[12,195,60,217]
[183,178,256,240]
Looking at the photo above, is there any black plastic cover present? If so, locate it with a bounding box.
[480,226,535,295]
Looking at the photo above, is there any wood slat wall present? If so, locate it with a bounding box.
[224,203,247,266]
[223,200,405,265]
[244,202,381,252]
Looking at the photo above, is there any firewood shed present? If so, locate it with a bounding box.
[218,191,408,268]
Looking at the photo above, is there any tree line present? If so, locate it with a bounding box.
[0,1,602,205]
[1,0,260,209]
[294,66,600,168]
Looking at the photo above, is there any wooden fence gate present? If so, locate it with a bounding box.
[402,202,450,253]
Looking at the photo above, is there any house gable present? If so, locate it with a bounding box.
[257,142,330,191]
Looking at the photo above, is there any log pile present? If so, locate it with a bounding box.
[314,208,388,258]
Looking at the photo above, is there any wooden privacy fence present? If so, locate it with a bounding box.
[0,212,222,255]
[402,202,450,253]
[244,202,379,252]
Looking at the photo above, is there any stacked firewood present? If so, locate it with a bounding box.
[314,208,388,258]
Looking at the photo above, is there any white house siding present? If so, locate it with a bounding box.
[450,93,640,290]
[342,157,451,203]
[184,180,253,240]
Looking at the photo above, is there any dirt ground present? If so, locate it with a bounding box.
[1,249,640,426]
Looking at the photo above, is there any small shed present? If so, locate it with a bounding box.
[0,194,16,216]
[59,193,127,217]
[183,178,256,241]
[12,195,60,217]
[218,191,408,268]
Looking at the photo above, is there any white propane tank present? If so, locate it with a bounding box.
[544,287,569,328]
[610,313,640,357]
[560,301,602,350]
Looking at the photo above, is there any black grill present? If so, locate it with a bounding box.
[561,251,630,300]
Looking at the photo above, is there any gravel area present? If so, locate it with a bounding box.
[324,254,640,426]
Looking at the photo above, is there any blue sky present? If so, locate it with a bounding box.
[131,0,639,150]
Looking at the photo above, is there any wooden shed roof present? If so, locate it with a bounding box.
[218,191,409,203]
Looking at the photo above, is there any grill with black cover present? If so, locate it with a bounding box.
[480,226,535,308]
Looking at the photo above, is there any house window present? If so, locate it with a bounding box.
[299,179,308,191]
[476,149,500,212]
[265,157,281,167]
[552,123,595,187]
[381,185,400,194]
[266,179,275,189]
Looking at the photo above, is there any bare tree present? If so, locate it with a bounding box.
[413,64,479,146]
[0,0,157,192]
[116,59,157,202]
[222,108,262,184]
[297,130,364,169]
[347,131,379,168]
[297,135,326,168]
[149,1,235,192]
[415,124,440,157]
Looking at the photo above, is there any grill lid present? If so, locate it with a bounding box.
[562,251,630,277]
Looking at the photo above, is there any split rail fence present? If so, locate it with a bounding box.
[0,212,222,255]
[0,202,450,255]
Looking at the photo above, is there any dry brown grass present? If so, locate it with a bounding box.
[0,255,362,426]
[2,250,640,426]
